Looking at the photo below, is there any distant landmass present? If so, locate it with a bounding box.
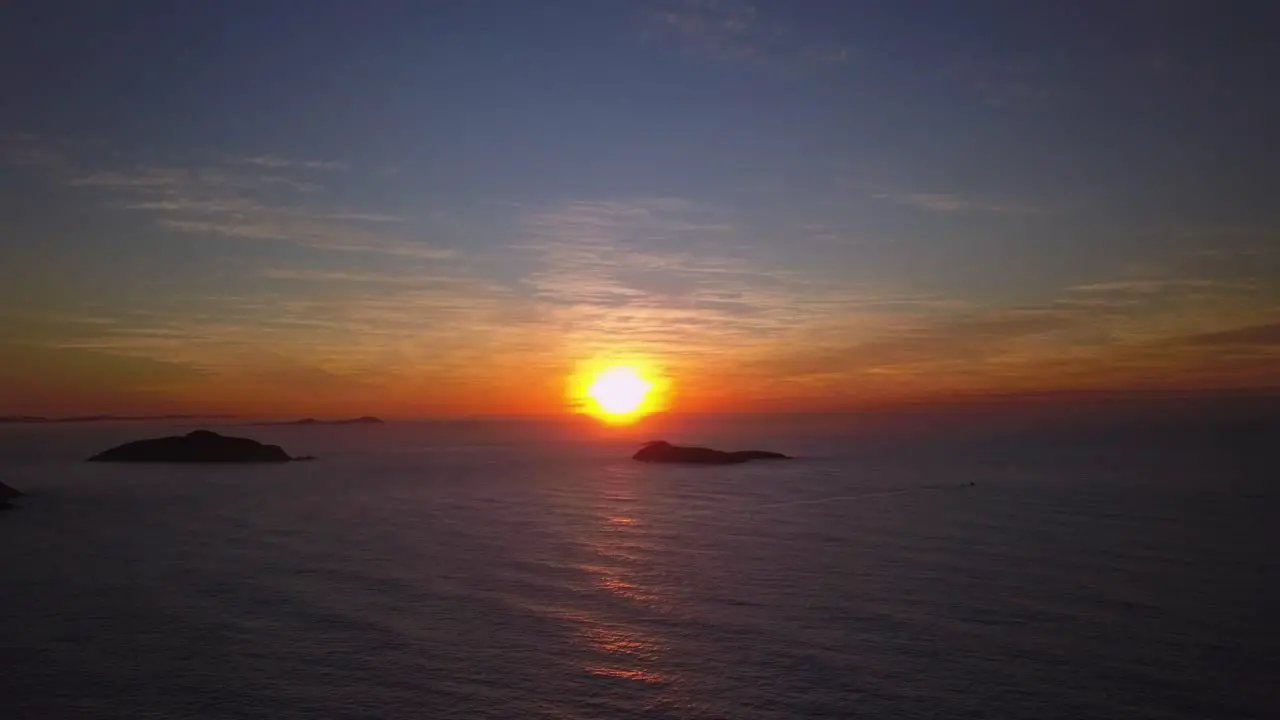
[248,416,385,427]
[87,430,314,463]
[633,440,790,465]
[1,480,23,510]
[0,414,238,424]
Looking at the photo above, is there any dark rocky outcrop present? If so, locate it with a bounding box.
[0,481,22,509]
[87,430,307,463]
[633,440,790,465]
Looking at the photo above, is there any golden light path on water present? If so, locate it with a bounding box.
[574,472,666,686]
[565,464,678,692]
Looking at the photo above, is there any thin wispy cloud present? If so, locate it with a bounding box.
[70,169,186,188]
[523,199,775,306]
[62,159,448,260]
[14,139,406,258]
[260,176,323,193]
[1,132,75,175]
[1070,279,1235,295]
[946,60,1064,108]
[513,197,964,376]
[322,212,407,223]
[872,191,1042,215]
[645,0,848,71]
[233,155,347,171]
[733,264,1280,405]
[888,193,969,213]
[1175,321,1280,349]
[260,268,429,285]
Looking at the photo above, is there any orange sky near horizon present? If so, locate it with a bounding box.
[4,324,1277,420]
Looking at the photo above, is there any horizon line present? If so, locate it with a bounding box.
[4,386,1278,425]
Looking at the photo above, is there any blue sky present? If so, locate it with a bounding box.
[2,1,1277,416]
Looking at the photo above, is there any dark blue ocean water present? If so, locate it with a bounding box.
[2,415,1277,719]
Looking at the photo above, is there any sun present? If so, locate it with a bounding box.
[568,360,667,424]
[587,366,651,416]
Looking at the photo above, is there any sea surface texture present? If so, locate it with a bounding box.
[2,416,1277,719]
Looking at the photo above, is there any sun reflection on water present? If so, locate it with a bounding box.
[566,469,672,686]
[585,666,666,684]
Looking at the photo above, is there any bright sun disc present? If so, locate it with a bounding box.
[587,367,651,416]
[568,360,667,424]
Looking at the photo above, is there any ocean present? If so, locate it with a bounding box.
[2,413,1277,719]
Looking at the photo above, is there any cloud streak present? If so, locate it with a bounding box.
[1070,279,1236,295]
[2,137,434,260]
[1176,321,1280,349]
[511,197,989,393]
[872,191,1042,215]
[66,162,447,259]
[645,0,848,72]
[233,155,346,171]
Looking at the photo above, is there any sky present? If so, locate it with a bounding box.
[2,0,1278,418]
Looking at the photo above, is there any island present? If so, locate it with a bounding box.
[632,440,791,465]
[87,430,313,463]
[249,416,384,426]
[1,481,23,510]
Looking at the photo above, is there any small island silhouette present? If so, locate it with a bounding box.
[1,481,23,510]
[633,440,791,465]
[247,416,384,427]
[88,430,314,463]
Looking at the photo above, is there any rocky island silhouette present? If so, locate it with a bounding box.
[88,430,314,463]
[1,481,23,510]
[633,440,790,465]
[249,416,384,427]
